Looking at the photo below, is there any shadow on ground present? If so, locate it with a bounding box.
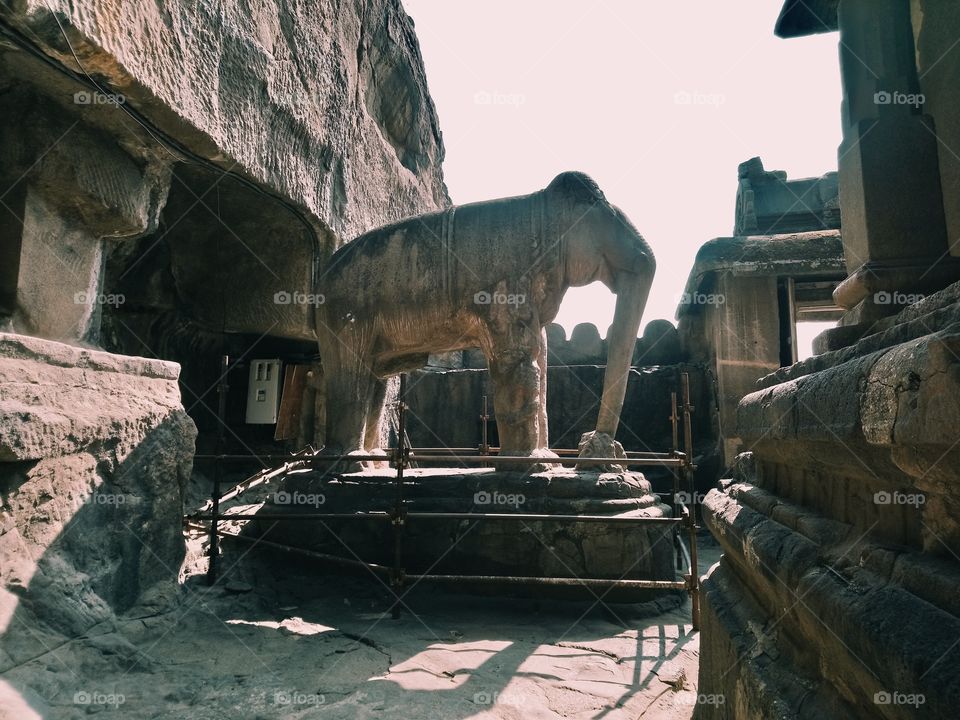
[1,523,718,719]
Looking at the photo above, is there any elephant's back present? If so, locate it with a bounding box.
[317,192,557,312]
[319,211,450,307]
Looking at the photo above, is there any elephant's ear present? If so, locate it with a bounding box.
[604,245,645,279]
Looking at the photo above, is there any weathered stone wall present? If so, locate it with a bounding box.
[0,334,196,672]
[263,467,677,602]
[0,0,448,345]
[0,7,449,689]
[0,6,447,708]
[696,281,960,719]
[0,82,173,343]
[734,157,839,236]
[6,0,447,242]
[456,320,684,370]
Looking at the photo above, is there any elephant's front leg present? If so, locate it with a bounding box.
[537,326,549,450]
[489,347,542,457]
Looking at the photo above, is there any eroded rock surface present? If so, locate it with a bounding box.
[4,0,447,243]
[695,280,960,719]
[0,0,449,346]
[0,333,196,683]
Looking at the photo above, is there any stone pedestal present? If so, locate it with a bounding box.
[252,467,677,601]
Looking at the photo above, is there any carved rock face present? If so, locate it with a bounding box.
[2,0,450,346]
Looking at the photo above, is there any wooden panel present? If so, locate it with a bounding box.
[274,364,310,441]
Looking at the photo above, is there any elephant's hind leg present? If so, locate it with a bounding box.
[322,341,377,467]
[361,378,394,469]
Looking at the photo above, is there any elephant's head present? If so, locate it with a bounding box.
[546,171,656,454]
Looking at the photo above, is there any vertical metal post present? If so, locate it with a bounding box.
[681,372,700,630]
[480,395,489,455]
[670,391,682,570]
[207,354,229,585]
[390,374,408,619]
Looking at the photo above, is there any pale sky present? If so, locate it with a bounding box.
[402,0,843,345]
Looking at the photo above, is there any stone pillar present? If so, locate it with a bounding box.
[712,274,781,465]
[832,0,956,316]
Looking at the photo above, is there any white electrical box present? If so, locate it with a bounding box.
[245,359,282,424]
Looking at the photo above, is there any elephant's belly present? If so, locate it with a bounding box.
[378,309,484,357]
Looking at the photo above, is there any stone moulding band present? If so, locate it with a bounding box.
[186,512,687,524]
[192,452,689,467]
[183,522,693,593]
[191,368,702,629]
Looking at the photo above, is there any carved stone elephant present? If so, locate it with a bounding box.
[315,171,655,464]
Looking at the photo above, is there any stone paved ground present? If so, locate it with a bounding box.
[1,528,719,719]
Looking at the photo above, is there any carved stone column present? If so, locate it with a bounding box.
[831,0,956,320]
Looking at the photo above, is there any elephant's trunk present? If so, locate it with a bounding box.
[596,269,652,436]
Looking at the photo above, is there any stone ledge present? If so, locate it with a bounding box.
[0,335,196,670]
[719,478,960,619]
[0,333,187,462]
[701,488,960,719]
[0,332,180,380]
[243,468,677,601]
[740,325,960,456]
[676,231,844,321]
[738,325,960,552]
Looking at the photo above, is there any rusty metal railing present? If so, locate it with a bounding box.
[186,364,701,629]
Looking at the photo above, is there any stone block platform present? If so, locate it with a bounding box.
[240,467,678,601]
